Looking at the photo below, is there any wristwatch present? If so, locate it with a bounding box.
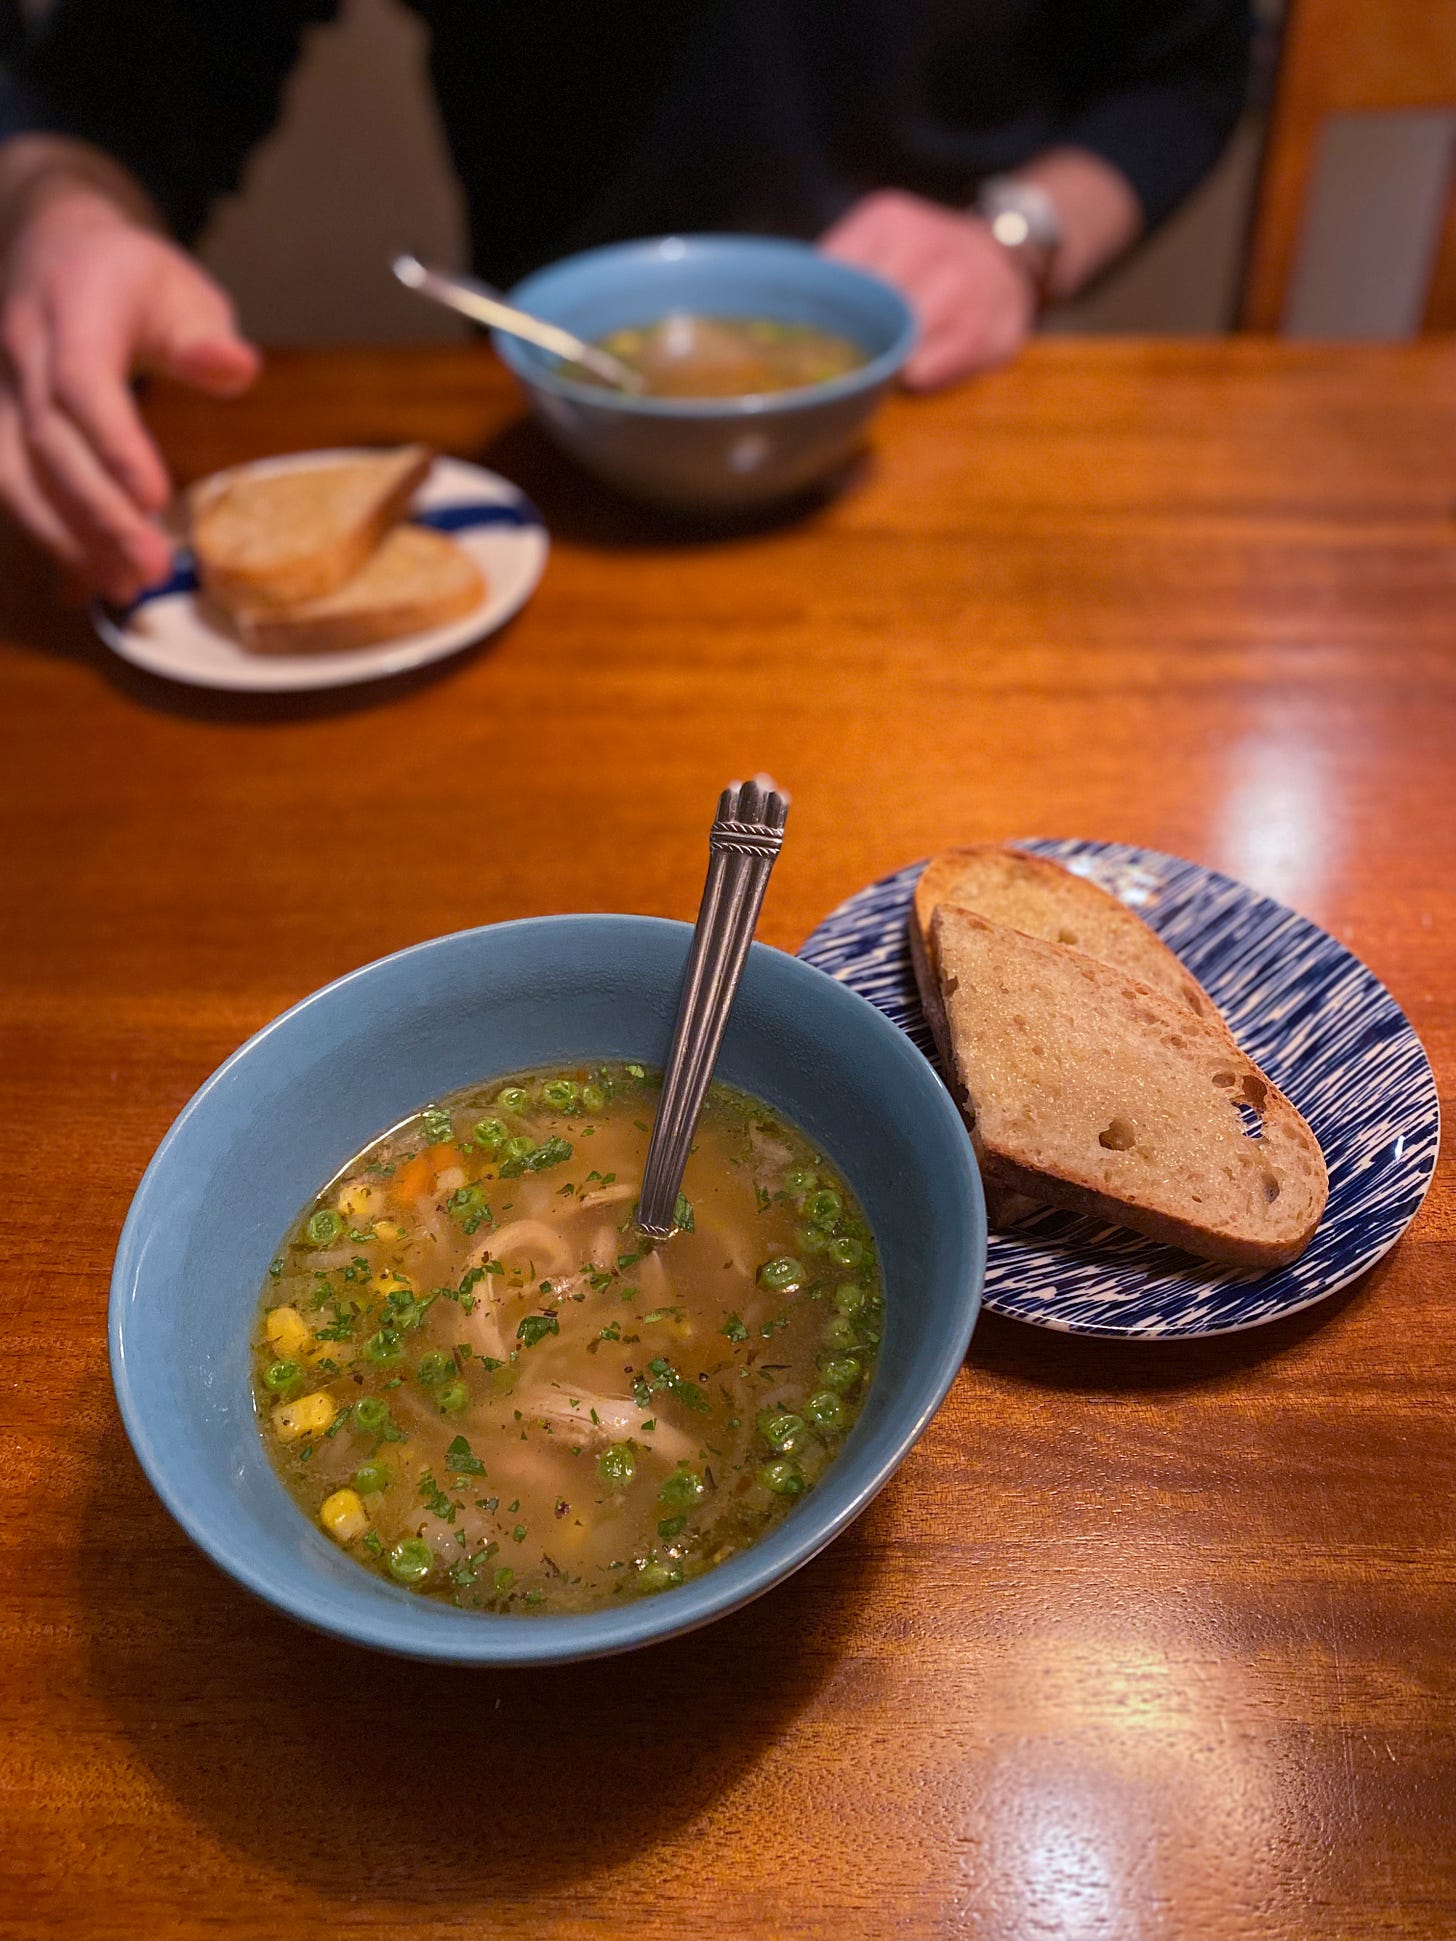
[973,176,1063,294]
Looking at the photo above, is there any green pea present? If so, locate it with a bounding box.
[542,1078,580,1112]
[808,1189,843,1226]
[354,1397,389,1433]
[363,1328,402,1364]
[818,1353,863,1394]
[307,1208,343,1245]
[503,1134,534,1162]
[795,1226,832,1257]
[658,1464,705,1508]
[496,1087,531,1115]
[493,1566,515,1593]
[757,1256,804,1294]
[828,1235,865,1269]
[416,1350,453,1387]
[658,1514,688,1541]
[638,1556,684,1593]
[262,1358,302,1394]
[581,1084,606,1113]
[473,1117,508,1153]
[759,1459,805,1496]
[822,1314,859,1351]
[783,1169,817,1195]
[437,1380,469,1414]
[756,1408,806,1454]
[353,1461,393,1495]
[834,1282,867,1315]
[597,1441,636,1489]
[386,1538,433,1585]
[805,1389,845,1431]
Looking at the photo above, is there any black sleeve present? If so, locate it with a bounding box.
[3,0,338,241]
[1053,0,1252,229]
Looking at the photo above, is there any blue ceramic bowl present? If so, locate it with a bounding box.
[111,916,983,1665]
[496,235,916,512]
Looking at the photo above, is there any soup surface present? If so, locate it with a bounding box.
[580,315,866,398]
[253,1064,883,1614]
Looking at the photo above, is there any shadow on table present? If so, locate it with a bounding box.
[968,1252,1387,1398]
[474,415,873,552]
[79,1413,878,1902]
[0,529,525,725]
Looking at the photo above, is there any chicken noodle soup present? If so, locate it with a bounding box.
[254,1064,883,1613]
[574,316,867,399]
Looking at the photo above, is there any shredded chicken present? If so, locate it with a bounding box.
[469,1219,574,1276]
[512,1385,698,1462]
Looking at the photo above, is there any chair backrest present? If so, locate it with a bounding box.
[1241,0,1456,329]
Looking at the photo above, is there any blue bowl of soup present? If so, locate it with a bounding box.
[495,235,916,512]
[110,916,983,1664]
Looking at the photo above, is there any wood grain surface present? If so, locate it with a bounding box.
[2,340,1453,1941]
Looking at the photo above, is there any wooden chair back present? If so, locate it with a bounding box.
[1241,0,1456,329]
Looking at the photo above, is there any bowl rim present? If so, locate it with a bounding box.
[110,914,983,1665]
[495,232,918,420]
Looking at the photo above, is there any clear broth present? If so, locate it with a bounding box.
[253,1064,883,1614]
[581,315,867,398]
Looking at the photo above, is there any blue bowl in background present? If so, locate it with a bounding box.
[110,916,983,1665]
[496,235,916,513]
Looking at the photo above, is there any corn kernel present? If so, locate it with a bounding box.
[265,1305,313,1360]
[320,1488,369,1543]
[337,1180,375,1219]
[372,1218,404,1242]
[271,1391,336,1442]
[369,1270,415,1301]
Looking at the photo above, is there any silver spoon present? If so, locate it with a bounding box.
[637,777,790,1238]
[391,252,645,393]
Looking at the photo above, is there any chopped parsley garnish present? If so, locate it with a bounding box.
[517,1313,560,1348]
[418,1473,457,1522]
[445,1435,485,1476]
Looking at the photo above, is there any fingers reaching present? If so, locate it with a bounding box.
[142,261,260,397]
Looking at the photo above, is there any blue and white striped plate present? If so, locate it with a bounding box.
[93,452,548,693]
[799,839,1439,1338]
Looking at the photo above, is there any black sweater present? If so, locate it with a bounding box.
[1,0,1250,288]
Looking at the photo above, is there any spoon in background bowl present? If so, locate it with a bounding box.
[391,251,646,393]
[636,776,790,1238]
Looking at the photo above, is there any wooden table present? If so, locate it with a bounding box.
[4,340,1453,1941]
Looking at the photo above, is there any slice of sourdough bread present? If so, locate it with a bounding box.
[234,524,484,654]
[193,446,433,608]
[908,844,1220,1229]
[912,844,1212,1017]
[932,905,1328,1266]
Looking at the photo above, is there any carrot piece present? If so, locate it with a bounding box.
[392,1141,460,1204]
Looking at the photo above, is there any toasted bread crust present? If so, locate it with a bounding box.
[908,895,1037,1228]
[911,843,1219,1232]
[193,447,434,609]
[932,906,1328,1267]
[913,844,1212,1019]
[235,525,484,654]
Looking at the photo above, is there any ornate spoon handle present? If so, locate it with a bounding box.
[636,777,789,1237]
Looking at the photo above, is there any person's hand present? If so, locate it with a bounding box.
[0,184,260,600]
[820,189,1037,391]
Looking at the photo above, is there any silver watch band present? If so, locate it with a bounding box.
[973,176,1063,287]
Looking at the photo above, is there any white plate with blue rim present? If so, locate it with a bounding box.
[91,451,549,693]
[799,838,1440,1339]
